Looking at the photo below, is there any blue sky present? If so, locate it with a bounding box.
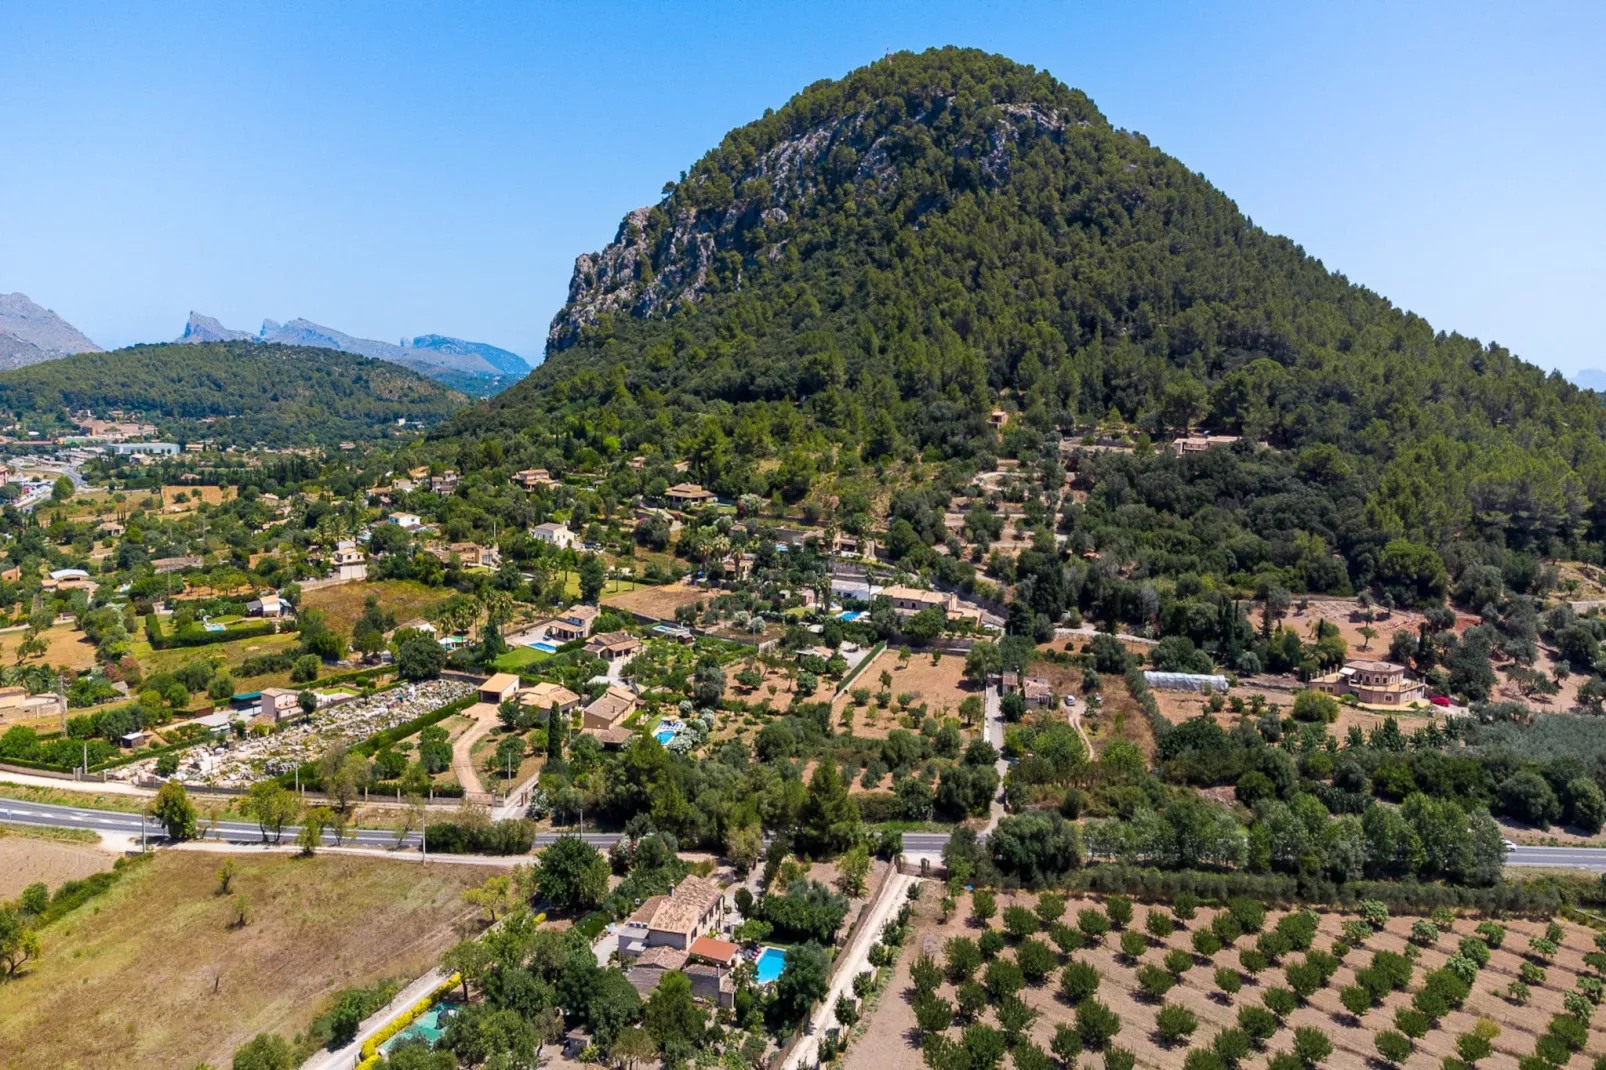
[2,1,1602,374]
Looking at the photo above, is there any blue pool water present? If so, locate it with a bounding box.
[755,946,788,984]
[203,623,226,632]
[654,729,676,745]
[838,610,866,621]
[527,641,559,653]
[380,1003,457,1053]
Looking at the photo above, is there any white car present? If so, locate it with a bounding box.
[1503,840,1518,851]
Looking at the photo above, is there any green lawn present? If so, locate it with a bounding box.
[493,646,551,672]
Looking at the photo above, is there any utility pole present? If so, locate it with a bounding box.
[420,804,427,865]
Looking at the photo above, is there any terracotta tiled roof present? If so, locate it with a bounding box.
[688,936,739,963]
[648,876,720,936]
[634,945,689,970]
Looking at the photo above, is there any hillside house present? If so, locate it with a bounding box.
[479,673,520,704]
[518,681,580,714]
[531,522,579,551]
[584,631,642,662]
[332,541,368,581]
[258,687,304,723]
[583,685,639,731]
[1312,660,1425,706]
[547,605,600,641]
[665,483,715,508]
[246,592,283,618]
[616,876,723,961]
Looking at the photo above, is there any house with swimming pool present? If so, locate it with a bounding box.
[617,875,724,958]
[547,605,600,642]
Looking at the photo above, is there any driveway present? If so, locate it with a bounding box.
[782,872,915,1070]
[451,702,502,796]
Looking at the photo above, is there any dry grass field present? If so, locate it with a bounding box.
[602,579,707,621]
[301,579,449,633]
[0,622,99,671]
[0,851,486,1070]
[831,648,978,735]
[847,888,1606,1070]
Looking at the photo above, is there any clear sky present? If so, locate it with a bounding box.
[2,1,1602,374]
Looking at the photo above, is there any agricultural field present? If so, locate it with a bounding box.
[831,647,978,735]
[847,887,1606,1070]
[0,851,487,1070]
[0,824,110,897]
[0,622,98,671]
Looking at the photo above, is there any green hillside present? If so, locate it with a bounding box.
[0,341,467,445]
[451,47,1606,586]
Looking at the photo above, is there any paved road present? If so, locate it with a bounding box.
[0,798,622,852]
[6,798,1605,872]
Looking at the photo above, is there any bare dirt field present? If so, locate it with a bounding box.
[0,850,486,1070]
[162,485,232,507]
[0,828,112,897]
[831,648,978,734]
[602,580,706,621]
[847,887,1606,1070]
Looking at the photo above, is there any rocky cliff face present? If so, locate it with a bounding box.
[546,100,1075,354]
[177,311,253,343]
[0,293,101,369]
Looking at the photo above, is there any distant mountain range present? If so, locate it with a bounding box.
[1571,369,1606,393]
[0,293,102,370]
[179,312,531,395]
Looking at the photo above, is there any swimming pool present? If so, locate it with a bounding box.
[653,728,677,745]
[838,610,866,621]
[203,623,226,632]
[380,1002,458,1053]
[526,640,559,653]
[754,946,788,984]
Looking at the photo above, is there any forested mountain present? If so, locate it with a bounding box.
[0,293,101,369]
[451,47,1606,587]
[0,342,467,445]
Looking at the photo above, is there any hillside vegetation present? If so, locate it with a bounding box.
[449,47,1606,596]
[0,341,467,445]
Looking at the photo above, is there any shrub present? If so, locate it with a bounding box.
[1256,930,1291,963]
[1016,937,1057,985]
[1340,919,1373,946]
[1263,987,1297,1019]
[1075,998,1121,1049]
[1213,1027,1252,1067]
[983,957,1024,1000]
[1060,960,1100,1003]
[1394,1008,1431,1039]
[1105,896,1133,929]
[1146,910,1174,940]
[971,889,997,924]
[1003,904,1038,939]
[1212,912,1244,946]
[1226,897,1265,933]
[1184,1051,1225,1070]
[1340,984,1373,1018]
[1474,920,1505,948]
[1172,893,1199,923]
[979,928,1006,960]
[1285,962,1322,1001]
[1105,1048,1135,1070]
[1519,961,1547,986]
[1193,929,1223,957]
[1154,1003,1199,1044]
[1410,919,1439,946]
[1535,1033,1572,1066]
[1035,893,1066,927]
[1358,899,1389,929]
[1267,1054,1303,1070]
[1376,1031,1413,1067]
[1548,1013,1588,1052]
[1214,966,1243,999]
[1292,1026,1332,1067]
[1049,922,1084,955]
[1135,964,1174,1000]
[1237,1005,1278,1044]
[1077,907,1110,944]
[1238,947,1268,976]
[1529,936,1559,964]
[1118,929,1147,962]
[946,936,982,982]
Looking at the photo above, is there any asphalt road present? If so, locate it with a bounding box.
[5,798,1604,871]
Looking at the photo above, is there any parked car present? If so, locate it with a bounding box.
[1429,695,1452,707]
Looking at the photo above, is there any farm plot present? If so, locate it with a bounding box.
[847,888,1606,1070]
